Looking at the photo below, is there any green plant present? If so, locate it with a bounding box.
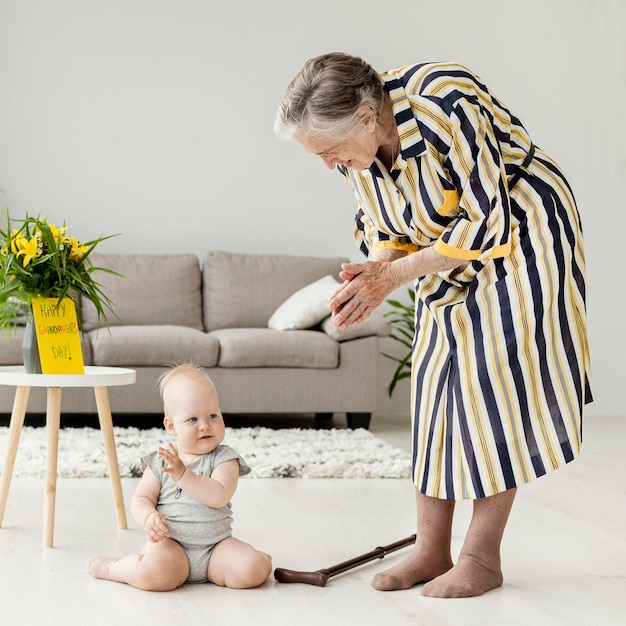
[381,287,415,397]
[0,213,120,333]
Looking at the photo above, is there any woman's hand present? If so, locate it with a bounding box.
[143,510,170,543]
[327,260,400,329]
[158,443,186,482]
[327,248,461,329]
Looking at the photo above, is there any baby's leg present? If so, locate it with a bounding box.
[87,538,190,591]
[207,537,272,589]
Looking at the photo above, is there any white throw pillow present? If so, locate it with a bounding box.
[320,312,392,340]
[268,275,340,330]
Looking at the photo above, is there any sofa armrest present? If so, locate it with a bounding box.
[320,311,391,341]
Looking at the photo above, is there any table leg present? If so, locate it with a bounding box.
[94,386,128,529]
[0,386,31,527]
[44,387,62,548]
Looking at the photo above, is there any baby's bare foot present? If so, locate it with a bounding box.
[86,557,118,580]
[421,556,503,598]
[372,548,453,591]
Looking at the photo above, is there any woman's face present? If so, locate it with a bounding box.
[296,109,379,171]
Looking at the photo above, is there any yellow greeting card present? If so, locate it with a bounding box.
[31,297,85,374]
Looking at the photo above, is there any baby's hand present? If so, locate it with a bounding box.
[143,510,169,543]
[158,443,186,482]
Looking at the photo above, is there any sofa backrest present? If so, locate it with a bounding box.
[202,251,348,330]
[81,253,203,331]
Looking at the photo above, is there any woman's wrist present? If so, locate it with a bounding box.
[392,246,459,284]
[390,255,418,287]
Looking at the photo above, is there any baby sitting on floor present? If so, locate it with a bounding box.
[87,363,271,591]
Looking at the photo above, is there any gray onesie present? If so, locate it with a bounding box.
[141,444,251,583]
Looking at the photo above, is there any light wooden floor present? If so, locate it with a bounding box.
[0,413,624,626]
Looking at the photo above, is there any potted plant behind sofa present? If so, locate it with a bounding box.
[0,213,119,372]
[381,287,415,397]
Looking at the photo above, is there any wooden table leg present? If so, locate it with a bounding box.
[0,386,31,527]
[44,387,62,548]
[94,386,127,529]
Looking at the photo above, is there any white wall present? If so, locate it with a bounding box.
[0,0,623,417]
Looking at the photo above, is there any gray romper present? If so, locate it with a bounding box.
[141,445,251,583]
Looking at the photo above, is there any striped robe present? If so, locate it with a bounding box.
[340,62,592,500]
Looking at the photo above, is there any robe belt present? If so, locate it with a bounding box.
[508,144,535,191]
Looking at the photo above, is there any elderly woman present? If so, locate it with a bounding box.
[275,53,592,598]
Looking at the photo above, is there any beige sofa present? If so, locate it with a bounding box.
[0,251,390,429]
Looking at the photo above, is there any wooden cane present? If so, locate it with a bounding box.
[274,534,416,587]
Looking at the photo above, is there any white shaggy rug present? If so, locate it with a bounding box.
[0,426,411,479]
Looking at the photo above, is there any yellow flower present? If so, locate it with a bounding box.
[69,236,88,261]
[14,236,40,267]
[48,224,70,250]
[9,229,21,254]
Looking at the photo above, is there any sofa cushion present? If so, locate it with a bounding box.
[202,251,348,331]
[89,325,219,367]
[210,328,339,368]
[81,253,203,331]
[0,328,29,365]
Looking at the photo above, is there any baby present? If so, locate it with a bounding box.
[87,363,272,591]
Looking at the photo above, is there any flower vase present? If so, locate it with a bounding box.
[22,313,42,374]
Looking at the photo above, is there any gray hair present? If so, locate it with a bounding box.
[274,52,385,141]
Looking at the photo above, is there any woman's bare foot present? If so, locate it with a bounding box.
[86,557,118,581]
[371,548,453,591]
[421,555,503,598]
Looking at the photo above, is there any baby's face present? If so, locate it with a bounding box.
[164,376,225,456]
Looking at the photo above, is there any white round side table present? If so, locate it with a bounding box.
[0,365,136,547]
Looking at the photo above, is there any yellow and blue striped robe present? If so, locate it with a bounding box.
[340,62,592,500]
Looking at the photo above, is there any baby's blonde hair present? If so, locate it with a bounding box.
[158,363,217,415]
